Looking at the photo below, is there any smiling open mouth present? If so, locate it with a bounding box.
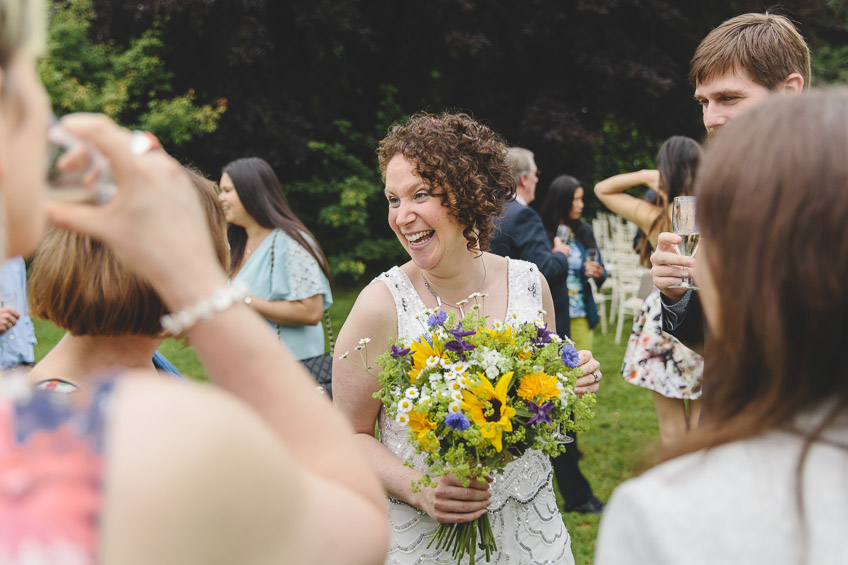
[405,230,434,246]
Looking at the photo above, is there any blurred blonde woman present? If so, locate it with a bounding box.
[0,1,388,562]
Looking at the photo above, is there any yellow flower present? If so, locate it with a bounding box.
[407,408,440,451]
[408,334,443,386]
[461,371,516,452]
[516,372,560,403]
[479,326,516,348]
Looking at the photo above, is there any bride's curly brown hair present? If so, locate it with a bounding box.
[377,112,513,252]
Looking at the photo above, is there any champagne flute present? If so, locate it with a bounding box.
[584,248,599,279]
[669,196,699,289]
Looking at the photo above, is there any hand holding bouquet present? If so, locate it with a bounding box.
[345,295,596,564]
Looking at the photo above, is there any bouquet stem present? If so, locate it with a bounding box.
[427,513,496,564]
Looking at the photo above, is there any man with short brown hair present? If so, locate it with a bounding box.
[652,12,810,349]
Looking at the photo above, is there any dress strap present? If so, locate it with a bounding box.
[376,267,427,341]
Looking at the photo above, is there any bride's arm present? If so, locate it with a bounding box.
[333,281,491,524]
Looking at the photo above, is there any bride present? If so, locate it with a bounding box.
[334,112,602,564]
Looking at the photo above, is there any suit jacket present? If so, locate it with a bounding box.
[489,200,571,337]
[661,290,705,351]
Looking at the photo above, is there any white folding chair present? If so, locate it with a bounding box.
[615,268,653,344]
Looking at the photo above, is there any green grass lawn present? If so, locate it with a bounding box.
[32,285,659,564]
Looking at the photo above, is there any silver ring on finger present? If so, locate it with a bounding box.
[593,372,600,384]
[129,130,162,155]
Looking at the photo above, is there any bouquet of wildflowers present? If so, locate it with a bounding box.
[346,295,595,564]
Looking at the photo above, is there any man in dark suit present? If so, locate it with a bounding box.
[488,147,571,336]
[489,147,605,514]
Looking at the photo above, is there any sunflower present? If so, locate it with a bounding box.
[408,333,444,386]
[516,371,560,403]
[461,371,516,452]
[407,408,440,451]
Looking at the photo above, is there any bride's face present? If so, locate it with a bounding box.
[385,154,466,272]
[0,56,50,257]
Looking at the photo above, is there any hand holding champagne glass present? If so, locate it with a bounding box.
[669,196,699,289]
[584,248,602,279]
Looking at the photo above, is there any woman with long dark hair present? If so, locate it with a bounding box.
[539,174,609,514]
[595,136,704,444]
[219,157,332,360]
[597,88,848,565]
[541,174,607,351]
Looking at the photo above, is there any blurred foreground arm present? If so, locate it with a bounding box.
[47,114,388,564]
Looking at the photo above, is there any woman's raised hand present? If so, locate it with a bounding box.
[46,114,226,311]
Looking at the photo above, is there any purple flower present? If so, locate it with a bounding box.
[535,323,555,346]
[427,310,448,327]
[445,412,471,431]
[524,400,555,425]
[390,344,411,358]
[561,344,579,369]
[447,323,475,339]
[445,339,476,361]
[444,322,476,361]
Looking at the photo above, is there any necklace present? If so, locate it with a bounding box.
[244,230,272,257]
[421,256,487,310]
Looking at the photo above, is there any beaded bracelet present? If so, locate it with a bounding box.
[160,280,249,335]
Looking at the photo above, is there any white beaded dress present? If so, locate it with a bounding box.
[376,258,574,565]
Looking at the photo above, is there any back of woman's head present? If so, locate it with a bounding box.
[377,112,513,252]
[0,0,45,69]
[693,88,848,443]
[29,168,229,337]
[657,136,701,201]
[541,174,583,235]
[636,136,702,265]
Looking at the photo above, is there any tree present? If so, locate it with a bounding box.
[69,0,847,282]
[41,0,226,147]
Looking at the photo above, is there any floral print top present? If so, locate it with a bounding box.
[0,371,109,564]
